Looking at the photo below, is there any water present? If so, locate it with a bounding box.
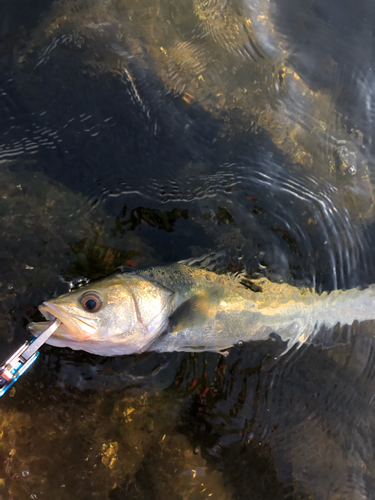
[1,0,375,498]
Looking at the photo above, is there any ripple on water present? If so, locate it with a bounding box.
[259,330,375,498]
[166,330,375,498]
[1,1,375,498]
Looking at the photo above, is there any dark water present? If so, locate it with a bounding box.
[1,0,375,498]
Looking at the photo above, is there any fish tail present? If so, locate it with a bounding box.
[318,285,375,330]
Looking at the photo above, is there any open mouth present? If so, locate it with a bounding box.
[35,301,98,341]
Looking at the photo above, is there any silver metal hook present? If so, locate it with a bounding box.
[0,318,61,397]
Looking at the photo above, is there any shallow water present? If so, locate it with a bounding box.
[1,0,375,498]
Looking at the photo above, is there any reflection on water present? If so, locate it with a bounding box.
[18,0,375,219]
[1,0,375,498]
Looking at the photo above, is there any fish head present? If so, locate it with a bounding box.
[28,273,174,356]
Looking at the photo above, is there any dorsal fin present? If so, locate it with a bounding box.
[178,251,262,293]
[178,251,229,271]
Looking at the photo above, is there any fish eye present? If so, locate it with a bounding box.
[80,291,103,312]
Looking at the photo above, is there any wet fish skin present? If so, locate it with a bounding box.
[28,261,375,356]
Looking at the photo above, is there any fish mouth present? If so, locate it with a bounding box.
[34,301,99,341]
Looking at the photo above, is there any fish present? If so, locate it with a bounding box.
[27,255,375,356]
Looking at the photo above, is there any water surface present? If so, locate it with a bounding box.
[1,0,375,498]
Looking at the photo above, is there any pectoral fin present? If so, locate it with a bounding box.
[169,286,223,333]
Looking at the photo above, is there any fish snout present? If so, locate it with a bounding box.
[38,301,98,340]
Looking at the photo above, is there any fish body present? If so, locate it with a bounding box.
[28,258,375,356]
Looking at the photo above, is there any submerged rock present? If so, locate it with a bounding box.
[21,0,375,221]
